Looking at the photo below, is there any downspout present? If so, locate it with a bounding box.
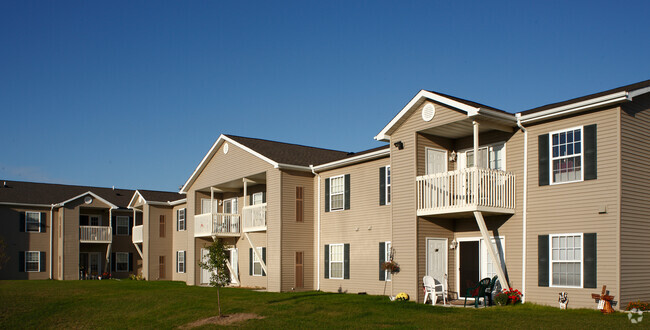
[49,204,55,279]
[310,165,321,291]
[516,114,528,303]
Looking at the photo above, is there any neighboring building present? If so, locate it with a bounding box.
[1,79,649,310]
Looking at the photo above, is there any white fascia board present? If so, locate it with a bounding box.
[167,198,187,206]
[629,86,650,99]
[58,191,119,209]
[0,201,53,208]
[312,148,390,172]
[474,108,517,122]
[127,190,145,209]
[518,91,629,123]
[275,163,312,172]
[374,90,480,141]
[180,134,281,194]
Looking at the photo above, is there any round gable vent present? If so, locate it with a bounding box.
[223,142,229,154]
[84,196,93,204]
[422,103,436,122]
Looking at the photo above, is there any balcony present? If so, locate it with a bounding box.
[79,226,112,243]
[194,213,241,238]
[132,225,143,243]
[242,203,267,232]
[416,167,516,217]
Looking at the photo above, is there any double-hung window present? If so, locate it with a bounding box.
[116,216,129,236]
[177,251,186,273]
[550,127,583,184]
[25,212,41,232]
[116,252,129,272]
[385,166,391,205]
[329,244,344,279]
[177,208,186,231]
[384,242,392,281]
[330,175,345,211]
[25,251,40,272]
[253,247,263,276]
[550,234,582,287]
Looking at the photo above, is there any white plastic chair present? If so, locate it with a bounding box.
[423,276,446,305]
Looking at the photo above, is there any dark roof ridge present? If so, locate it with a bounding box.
[0,179,135,192]
[224,134,350,154]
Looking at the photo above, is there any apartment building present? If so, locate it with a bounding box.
[1,79,649,310]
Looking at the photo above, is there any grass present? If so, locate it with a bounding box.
[0,280,642,329]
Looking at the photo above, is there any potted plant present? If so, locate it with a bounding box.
[381,260,400,274]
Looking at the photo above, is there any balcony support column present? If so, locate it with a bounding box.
[473,211,509,290]
[473,121,480,203]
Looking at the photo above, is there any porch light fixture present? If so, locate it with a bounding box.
[449,239,458,250]
[393,141,404,150]
[449,150,457,162]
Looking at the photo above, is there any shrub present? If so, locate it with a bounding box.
[129,274,144,281]
[495,288,522,305]
[626,300,650,311]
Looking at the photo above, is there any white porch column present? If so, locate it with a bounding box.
[243,179,248,207]
[473,120,479,168]
[473,211,509,290]
[473,121,480,203]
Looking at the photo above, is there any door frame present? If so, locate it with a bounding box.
[227,247,238,284]
[455,236,506,297]
[200,248,210,285]
[425,237,448,280]
[425,147,448,175]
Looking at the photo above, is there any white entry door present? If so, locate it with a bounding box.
[89,252,101,277]
[229,248,238,284]
[200,248,210,284]
[426,238,448,288]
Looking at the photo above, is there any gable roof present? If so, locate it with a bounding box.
[374,89,516,141]
[0,180,135,208]
[127,189,186,209]
[180,134,356,193]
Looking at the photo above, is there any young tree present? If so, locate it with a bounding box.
[198,239,231,317]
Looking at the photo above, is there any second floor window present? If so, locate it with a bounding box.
[330,175,345,211]
[25,212,41,232]
[177,208,186,231]
[386,166,391,204]
[464,143,505,170]
[116,216,129,236]
[551,127,582,184]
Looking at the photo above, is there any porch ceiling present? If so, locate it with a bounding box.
[196,171,266,193]
[420,117,516,139]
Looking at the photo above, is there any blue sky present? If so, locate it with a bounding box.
[1,0,648,191]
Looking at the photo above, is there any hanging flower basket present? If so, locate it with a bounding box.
[381,261,400,273]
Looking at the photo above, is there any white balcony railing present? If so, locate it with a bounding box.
[79,226,112,243]
[132,225,143,243]
[194,213,241,237]
[416,167,515,216]
[243,203,267,232]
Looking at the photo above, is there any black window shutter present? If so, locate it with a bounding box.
[262,191,266,203]
[344,243,350,279]
[128,217,133,235]
[324,178,330,212]
[249,248,253,276]
[111,216,117,235]
[129,253,134,272]
[324,245,329,279]
[111,253,116,272]
[182,208,187,230]
[379,242,385,281]
[584,124,597,181]
[584,233,597,288]
[344,174,351,210]
[40,252,46,272]
[19,251,25,272]
[379,167,386,206]
[538,134,549,186]
[538,235,549,287]
[19,212,25,232]
[262,247,267,276]
[176,252,179,273]
[40,212,47,233]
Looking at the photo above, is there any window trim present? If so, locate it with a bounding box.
[385,166,391,205]
[252,192,264,205]
[177,208,186,231]
[458,142,507,170]
[177,250,186,273]
[116,216,130,236]
[425,147,449,174]
[329,175,345,212]
[25,211,42,232]
[549,126,584,185]
[200,198,217,214]
[549,233,584,288]
[384,241,392,281]
[223,198,238,214]
[329,243,344,279]
[252,247,263,276]
[25,251,40,272]
[115,252,129,272]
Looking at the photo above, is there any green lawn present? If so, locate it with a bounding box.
[0,280,641,329]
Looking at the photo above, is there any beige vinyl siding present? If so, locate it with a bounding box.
[524,107,621,308]
[390,101,472,300]
[147,205,174,280]
[417,218,454,291]
[0,205,51,280]
[318,157,391,295]
[416,133,455,175]
[235,231,268,288]
[109,210,141,279]
[620,93,650,306]
[172,203,189,282]
[280,170,314,291]
[265,169,281,291]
